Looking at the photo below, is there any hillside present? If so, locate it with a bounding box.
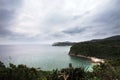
[69,35,120,59]
[52,41,76,46]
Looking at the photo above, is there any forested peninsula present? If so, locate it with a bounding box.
[69,35,120,60]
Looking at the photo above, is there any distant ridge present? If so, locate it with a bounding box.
[104,35,120,40]
[52,35,120,46]
[90,35,120,42]
[52,41,76,46]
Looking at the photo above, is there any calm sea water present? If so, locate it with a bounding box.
[0,44,93,71]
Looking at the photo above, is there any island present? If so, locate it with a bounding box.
[52,41,77,46]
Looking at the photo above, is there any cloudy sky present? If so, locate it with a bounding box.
[0,0,120,44]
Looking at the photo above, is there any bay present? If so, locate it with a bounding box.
[0,44,93,71]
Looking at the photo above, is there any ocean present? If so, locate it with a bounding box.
[0,44,93,71]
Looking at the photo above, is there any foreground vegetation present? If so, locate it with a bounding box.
[0,60,120,80]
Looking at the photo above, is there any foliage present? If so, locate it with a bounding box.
[0,60,120,80]
[70,40,120,59]
[0,61,49,80]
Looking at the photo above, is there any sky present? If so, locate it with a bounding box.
[0,0,120,44]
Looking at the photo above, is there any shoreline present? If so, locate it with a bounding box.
[69,53,104,64]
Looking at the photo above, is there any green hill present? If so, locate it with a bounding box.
[69,35,120,59]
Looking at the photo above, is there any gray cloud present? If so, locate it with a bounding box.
[78,0,120,39]
[92,0,120,28]
[62,26,87,35]
[0,0,22,37]
[0,0,120,44]
[0,9,14,36]
[63,0,120,39]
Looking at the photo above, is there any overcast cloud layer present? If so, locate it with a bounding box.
[0,0,120,44]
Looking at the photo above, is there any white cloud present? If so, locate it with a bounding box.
[0,0,120,44]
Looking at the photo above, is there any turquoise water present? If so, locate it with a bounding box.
[0,44,93,71]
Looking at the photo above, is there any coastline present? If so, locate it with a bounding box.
[69,53,104,64]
